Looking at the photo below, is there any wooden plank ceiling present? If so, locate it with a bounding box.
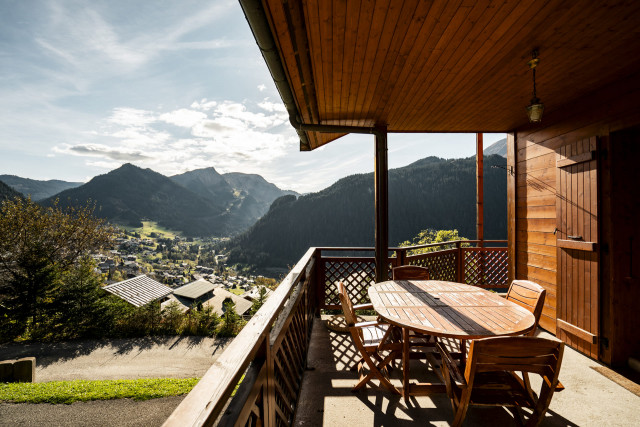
[262,0,640,150]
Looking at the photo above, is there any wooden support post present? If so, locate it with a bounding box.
[476,133,484,244]
[477,133,485,285]
[375,128,389,283]
[456,241,463,283]
[506,133,517,283]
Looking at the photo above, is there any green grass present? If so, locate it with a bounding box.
[122,221,182,239]
[227,288,245,296]
[0,378,199,404]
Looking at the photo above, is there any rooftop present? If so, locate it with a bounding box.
[103,275,172,307]
[173,279,217,300]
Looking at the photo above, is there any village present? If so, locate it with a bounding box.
[91,228,275,318]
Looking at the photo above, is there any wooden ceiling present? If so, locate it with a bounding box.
[261,0,640,150]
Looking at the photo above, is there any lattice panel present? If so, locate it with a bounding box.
[408,251,457,281]
[463,249,509,288]
[323,258,376,306]
[272,286,313,426]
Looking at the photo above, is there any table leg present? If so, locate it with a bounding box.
[403,327,410,401]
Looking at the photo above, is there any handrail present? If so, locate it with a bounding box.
[316,240,507,253]
[164,247,317,427]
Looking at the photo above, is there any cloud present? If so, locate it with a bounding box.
[190,99,218,111]
[159,109,207,128]
[53,98,298,178]
[56,143,152,161]
[108,108,156,127]
[258,99,287,113]
[257,84,266,92]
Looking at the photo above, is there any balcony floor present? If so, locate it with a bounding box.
[294,317,639,426]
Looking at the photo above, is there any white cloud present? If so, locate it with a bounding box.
[257,84,266,92]
[108,108,156,127]
[54,98,298,179]
[159,109,207,128]
[258,100,287,113]
[190,99,218,111]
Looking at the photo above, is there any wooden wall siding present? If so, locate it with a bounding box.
[263,0,640,149]
[555,138,599,359]
[513,70,640,353]
[601,128,640,367]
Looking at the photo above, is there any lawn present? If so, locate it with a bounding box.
[0,378,199,404]
[123,221,182,240]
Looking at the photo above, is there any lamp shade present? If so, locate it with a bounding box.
[526,101,544,123]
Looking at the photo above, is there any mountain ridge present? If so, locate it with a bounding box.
[225,155,507,272]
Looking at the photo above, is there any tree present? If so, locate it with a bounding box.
[398,229,469,256]
[0,197,115,339]
[249,286,268,315]
[219,299,241,336]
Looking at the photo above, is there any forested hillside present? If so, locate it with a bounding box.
[0,180,23,202]
[226,155,507,271]
[0,175,82,200]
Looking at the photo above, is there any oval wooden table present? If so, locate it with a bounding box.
[368,280,536,398]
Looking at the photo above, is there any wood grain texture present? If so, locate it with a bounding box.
[262,0,640,149]
[369,280,535,340]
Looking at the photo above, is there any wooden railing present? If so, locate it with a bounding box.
[318,240,508,310]
[165,240,507,426]
[164,248,318,427]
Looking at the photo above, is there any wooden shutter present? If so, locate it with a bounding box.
[555,136,599,358]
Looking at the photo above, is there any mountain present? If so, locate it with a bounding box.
[223,172,299,223]
[170,167,235,211]
[225,155,507,272]
[0,175,82,200]
[171,168,298,231]
[0,180,23,203]
[41,164,229,236]
[483,138,507,157]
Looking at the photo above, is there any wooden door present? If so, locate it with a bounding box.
[555,137,599,359]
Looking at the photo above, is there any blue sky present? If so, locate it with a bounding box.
[0,0,505,193]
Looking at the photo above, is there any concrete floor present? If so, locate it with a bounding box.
[294,317,640,426]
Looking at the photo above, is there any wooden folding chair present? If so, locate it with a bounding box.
[336,281,402,393]
[505,280,564,392]
[392,265,430,280]
[506,280,546,336]
[437,336,564,427]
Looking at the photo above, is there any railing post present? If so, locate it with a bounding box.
[265,330,275,426]
[456,241,463,283]
[315,249,324,314]
[396,248,406,267]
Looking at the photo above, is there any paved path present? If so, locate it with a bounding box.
[0,336,229,426]
[0,335,229,381]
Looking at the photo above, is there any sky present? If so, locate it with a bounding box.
[0,0,505,193]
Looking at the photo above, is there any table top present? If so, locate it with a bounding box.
[369,280,535,340]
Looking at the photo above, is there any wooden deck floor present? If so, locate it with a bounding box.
[294,317,639,426]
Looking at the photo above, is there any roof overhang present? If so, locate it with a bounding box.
[241,0,640,150]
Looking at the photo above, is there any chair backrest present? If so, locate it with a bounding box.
[392,265,430,280]
[466,336,564,399]
[506,280,546,336]
[336,281,357,326]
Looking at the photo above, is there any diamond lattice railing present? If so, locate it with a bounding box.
[407,249,458,282]
[463,248,509,288]
[323,258,376,306]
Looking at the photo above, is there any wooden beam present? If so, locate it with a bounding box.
[476,133,484,244]
[557,239,597,251]
[557,318,598,344]
[507,133,517,282]
[556,150,596,168]
[375,128,389,283]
